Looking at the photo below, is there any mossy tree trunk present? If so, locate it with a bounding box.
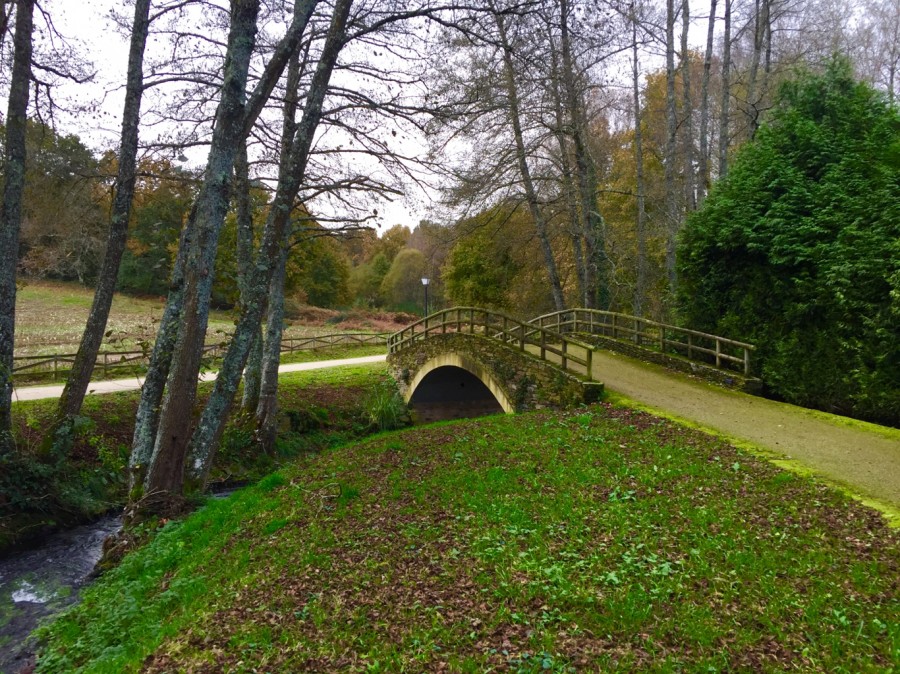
[184,0,352,489]
[130,0,320,504]
[234,142,263,414]
[141,0,263,502]
[0,0,34,456]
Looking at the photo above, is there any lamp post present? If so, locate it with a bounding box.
[421,277,429,317]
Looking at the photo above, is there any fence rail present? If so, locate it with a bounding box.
[530,309,755,376]
[388,307,596,380]
[12,332,389,380]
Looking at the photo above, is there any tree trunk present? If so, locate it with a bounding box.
[253,47,304,445]
[495,10,565,311]
[745,0,771,140]
[631,3,648,317]
[234,142,262,413]
[719,0,732,176]
[558,0,608,309]
[55,0,151,426]
[664,0,679,299]
[0,0,34,456]
[255,246,287,452]
[547,28,586,306]
[184,0,353,489]
[127,221,191,492]
[697,0,717,205]
[680,0,695,214]
[142,0,262,502]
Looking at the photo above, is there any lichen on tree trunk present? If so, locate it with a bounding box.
[0,0,35,456]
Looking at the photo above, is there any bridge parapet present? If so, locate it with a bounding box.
[389,307,596,379]
[530,309,760,390]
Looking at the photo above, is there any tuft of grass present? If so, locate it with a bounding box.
[33,404,900,672]
[362,380,410,432]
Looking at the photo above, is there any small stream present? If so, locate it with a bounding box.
[0,513,122,673]
[0,489,237,673]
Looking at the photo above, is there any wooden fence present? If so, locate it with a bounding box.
[388,307,596,380]
[529,309,755,375]
[12,332,389,381]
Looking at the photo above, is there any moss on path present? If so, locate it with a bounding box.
[591,349,900,523]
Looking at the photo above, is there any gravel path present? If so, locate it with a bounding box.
[590,349,900,511]
[10,355,388,403]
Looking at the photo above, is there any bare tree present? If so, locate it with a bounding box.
[53,0,152,434]
[680,0,694,213]
[0,0,34,455]
[183,0,356,488]
[630,0,647,316]
[718,0,732,177]
[697,0,717,204]
[663,0,678,298]
[493,5,565,310]
[127,0,322,504]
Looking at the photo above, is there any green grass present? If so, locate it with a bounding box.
[13,279,379,359]
[33,405,900,672]
[278,344,385,366]
[2,363,392,551]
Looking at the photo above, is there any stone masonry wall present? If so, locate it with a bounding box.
[388,333,604,412]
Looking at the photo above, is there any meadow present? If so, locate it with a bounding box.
[33,388,899,672]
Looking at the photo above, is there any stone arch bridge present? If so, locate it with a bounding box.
[387,307,757,423]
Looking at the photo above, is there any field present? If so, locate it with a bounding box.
[13,280,405,358]
[34,394,900,672]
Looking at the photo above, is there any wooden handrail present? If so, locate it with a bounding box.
[530,309,755,376]
[388,307,596,381]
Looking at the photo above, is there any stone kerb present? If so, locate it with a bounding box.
[387,332,603,412]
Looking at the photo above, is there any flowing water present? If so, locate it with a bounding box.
[0,488,237,673]
[0,514,122,673]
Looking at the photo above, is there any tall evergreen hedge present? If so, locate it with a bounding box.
[678,58,900,425]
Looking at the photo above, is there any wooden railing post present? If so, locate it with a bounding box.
[612,314,617,340]
[687,334,693,360]
[744,348,750,376]
[715,339,721,368]
[562,340,568,371]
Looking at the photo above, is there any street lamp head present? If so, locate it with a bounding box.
[421,277,430,286]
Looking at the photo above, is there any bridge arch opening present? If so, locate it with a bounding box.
[405,354,513,423]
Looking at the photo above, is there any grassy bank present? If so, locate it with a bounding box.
[0,362,392,552]
[34,404,899,672]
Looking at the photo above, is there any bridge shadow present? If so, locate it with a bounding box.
[408,366,505,424]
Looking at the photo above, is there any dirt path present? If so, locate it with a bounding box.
[590,349,900,514]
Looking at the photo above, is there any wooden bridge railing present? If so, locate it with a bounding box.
[530,309,755,376]
[12,332,389,381]
[388,307,596,380]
